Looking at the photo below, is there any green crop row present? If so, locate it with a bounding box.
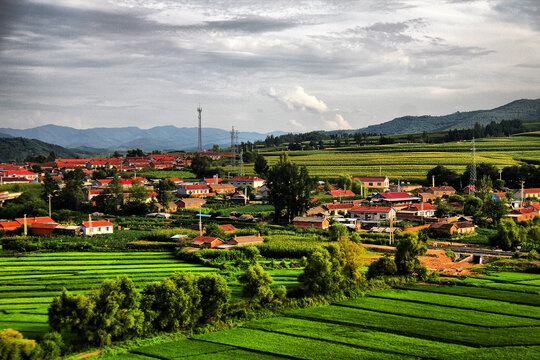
[370,289,540,318]
[283,305,540,347]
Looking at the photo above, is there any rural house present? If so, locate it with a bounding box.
[514,188,540,200]
[351,176,390,190]
[79,220,114,236]
[292,216,330,229]
[229,234,265,246]
[176,198,206,209]
[178,184,212,197]
[191,236,224,248]
[427,186,456,198]
[349,206,396,221]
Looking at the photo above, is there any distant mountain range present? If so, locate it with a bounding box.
[0,126,286,152]
[358,99,540,135]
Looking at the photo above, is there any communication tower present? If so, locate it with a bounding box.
[197,106,203,151]
[470,137,477,188]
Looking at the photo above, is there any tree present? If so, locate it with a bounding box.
[299,246,344,296]
[126,148,145,157]
[125,183,148,215]
[41,173,59,199]
[254,153,269,178]
[426,165,458,188]
[336,174,352,190]
[464,196,483,220]
[190,154,212,178]
[0,329,41,360]
[267,152,317,222]
[196,274,230,321]
[476,175,493,201]
[156,179,176,208]
[239,264,274,303]
[482,197,509,224]
[367,255,397,279]
[59,168,86,210]
[463,163,499,184]
[141,272,201,332]
[394,232,427,276]
[204,223,226,239]
[329,223,348,242]
[490,219,527,251]
[435,203,452,218]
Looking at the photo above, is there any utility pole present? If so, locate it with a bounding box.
[48,194,52,218]
[470,137,477,189]
[23,214,27,236]
[521,181,525,208]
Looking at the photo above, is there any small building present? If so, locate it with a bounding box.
[418,192,438,203]
[397,203,436,218]
[370,192,420,205]
[430,222,458,234]
[15,216,54,226]
[455,221,475,234]
[506,208,538,222]
[228,176,265,189]
[514,188,540,200]
[176,198,206,209]
[219,224,238,233]
[306,206,330,217]
[230,191,248,204]
[178,184,211,197]
[229,234,264,246]
[326,189,356,197]
[349,206,396,221]
[155,202,178,213]
[427,186,456,198]
[191,236,224,248]
[29,222,59,235]
[463,185,476,195]
[209,183,236,195]
[292,216,330,229]
[351,176,390,190]
[324,202,354,215]
[79,220,114,236]
[0,221,21,231]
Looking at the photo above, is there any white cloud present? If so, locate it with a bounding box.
[324,114,352,130]
[267,86,328,113]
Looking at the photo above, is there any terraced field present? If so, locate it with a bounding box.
[255,136,540,181]
[0,252,218,338]
[106,272,540,360]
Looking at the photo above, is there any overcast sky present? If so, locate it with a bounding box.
[0,0,539,133]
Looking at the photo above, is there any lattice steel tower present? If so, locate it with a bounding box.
[197,106,203,151]
[470,137,477,187]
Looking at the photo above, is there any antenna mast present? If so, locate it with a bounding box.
[470,137,477,189]
[197,106,203,151]
[230,126,237,172]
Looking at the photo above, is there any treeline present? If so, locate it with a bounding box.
[258,131,377,148]
[444,120,525,142]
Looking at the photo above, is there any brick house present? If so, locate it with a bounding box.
[292,216,330,229]
[191,236,223,248]
[229,234,264,246]
[80,220,114,235]
[506,208,538,222]
[176,198,206,209]
[228,176,265,189]
[514,188,540,200]
[351,176,390,190]
[210,183,236,195]
[427,186,456,197]
[178,184,211,197]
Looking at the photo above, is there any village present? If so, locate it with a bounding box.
[0,152,538,257]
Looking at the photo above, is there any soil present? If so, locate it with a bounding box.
[419,249,481,275]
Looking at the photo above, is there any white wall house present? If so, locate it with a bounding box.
[80,220,114,235]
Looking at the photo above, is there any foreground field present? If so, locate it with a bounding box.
[0,252,303,338]
[104,272,540,360]
[256,135,540,181]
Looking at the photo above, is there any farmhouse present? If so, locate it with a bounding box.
[506,208,538,222]
[371,192,420,205]
[351,176,390,190]
[0,170,38,182]
[326,189,355,197]
[191,236,224,248]
[176,198,206,209]
[219,224,238,233]
[29,222,59,236]
[229,234,264,246]
[79,220,114,236]
[178,184,211,197]
[427,186,456,197]
[397,203,436,218]
[323,202,354,215]
[514,188,540,200]
[349,206,396,221]
[292,216,330,229]
[155,202,178,213]
[15,216,54,226]
[210,183,236,195]
[228,175,265,189]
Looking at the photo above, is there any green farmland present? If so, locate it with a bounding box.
[100,273,540,360]
[0,252,218,338]
[0,252,303,339]
[253,135,540,181]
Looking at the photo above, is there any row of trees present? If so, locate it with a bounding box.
[444,120,525,142]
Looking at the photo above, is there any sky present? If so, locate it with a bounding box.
[0,0,539,133]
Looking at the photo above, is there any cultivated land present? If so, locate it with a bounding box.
[98,275,540,360]
[255,135,540,181]
[0,252,303,338]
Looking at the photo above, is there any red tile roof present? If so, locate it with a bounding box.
[324,203,354,210]
[351,176,387,182]
[81,220,113,227]
[15,216,54,225]
[0,221,21,231]
[229,176,264,182]
[328,190,355,196]
[351,206,393,212]
[192,236,221,243]
[523,188,540,194]
[183,184,209,190]
[379,192,413,199]
[429,186,456,192]
[0,170,37,176]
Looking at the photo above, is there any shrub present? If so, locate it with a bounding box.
[366,255,397,279]
[239,264,274,303]
[0,329,40,360]
[39,332,63,360]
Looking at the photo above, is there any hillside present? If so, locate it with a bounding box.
[0,125,286,151]
[359,99,540,135]
[0,137,85,162]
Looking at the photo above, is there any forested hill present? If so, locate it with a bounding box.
[359,99,540,135]
[0,137,80,162]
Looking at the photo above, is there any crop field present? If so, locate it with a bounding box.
[254,136,540,181]
[0,252,218,338]
[108,274,540,360]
